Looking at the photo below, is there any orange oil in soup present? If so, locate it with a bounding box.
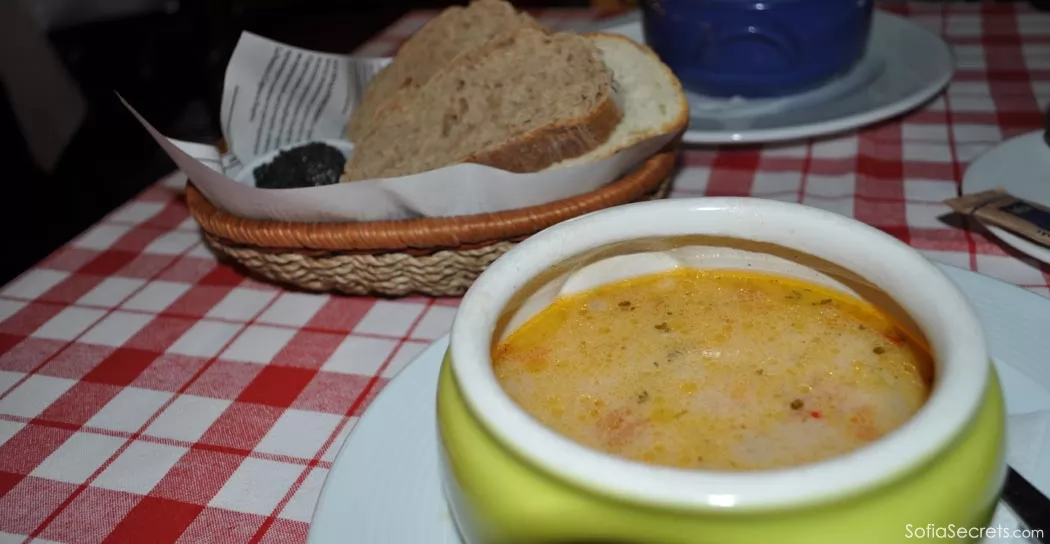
[492,268,934,471]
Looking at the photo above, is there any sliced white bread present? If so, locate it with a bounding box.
[549,32,689,169]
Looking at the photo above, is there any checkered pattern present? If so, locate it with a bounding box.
[2,4,1049,543]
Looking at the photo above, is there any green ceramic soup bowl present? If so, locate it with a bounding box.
[437,197,1006,544]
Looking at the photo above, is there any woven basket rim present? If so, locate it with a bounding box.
[187,141,679,253]
[201,178,673,296]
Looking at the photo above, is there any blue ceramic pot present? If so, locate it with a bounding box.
[641,0,874,98]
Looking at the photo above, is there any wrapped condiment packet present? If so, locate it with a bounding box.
[944,189,1050,249]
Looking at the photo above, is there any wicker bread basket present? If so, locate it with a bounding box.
[186,142,680,297]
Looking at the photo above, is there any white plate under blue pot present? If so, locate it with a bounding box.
[587,10,955,145]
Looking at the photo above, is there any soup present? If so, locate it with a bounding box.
[492,268,934,471]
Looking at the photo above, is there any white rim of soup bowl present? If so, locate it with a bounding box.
[448,197,989,510]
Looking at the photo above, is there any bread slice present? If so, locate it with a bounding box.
[346,0,540,142]
[341,28,622,182]
[550,33,689,169]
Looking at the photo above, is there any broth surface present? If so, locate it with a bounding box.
[492,268,934,471]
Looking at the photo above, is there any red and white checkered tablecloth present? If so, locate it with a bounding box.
[2,4,1050,543]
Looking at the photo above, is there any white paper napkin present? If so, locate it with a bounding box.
[989,410,1050,543]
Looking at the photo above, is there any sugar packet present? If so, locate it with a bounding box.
[944,189,1050,249]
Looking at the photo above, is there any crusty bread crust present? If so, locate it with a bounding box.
[576,32,689,162]
[341,28,622,181]
[355,21,553,134]
[346,0,541,142]
[450,28,623,173]
[346,7,465,141]
[464,93,622,173]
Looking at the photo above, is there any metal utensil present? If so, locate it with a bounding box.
[1002,466,1050,543]
[1043,104,1050,148]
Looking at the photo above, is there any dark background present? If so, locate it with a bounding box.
[0,0,593,286]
